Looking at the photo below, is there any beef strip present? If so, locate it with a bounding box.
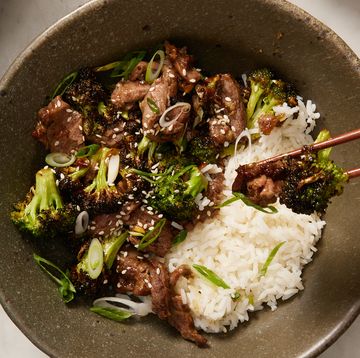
[258,113,283,135]
[129,61,148,81]
[113,247,152,296]
[208,74,246,145]
[246,175,283,206]
[167,265,208,347]
[149,260,171,320]
[111,80,151,110]
[140,64,189,143]
[33,96,84,153]
[164,42,201,85]
[232,160,287,206]
[125,207,174,257]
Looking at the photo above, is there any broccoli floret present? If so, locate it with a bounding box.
[81,147,124,213]
[137,135,158,166]
[187,136,219,164]
[248,81,286,129]
[148,164,208,221]
[280,132,348,214]
[11,168,76,238]
[246,68,273,120]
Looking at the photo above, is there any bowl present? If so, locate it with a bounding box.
[0,0,359,357]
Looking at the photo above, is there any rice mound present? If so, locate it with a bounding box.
[166,98,326,333]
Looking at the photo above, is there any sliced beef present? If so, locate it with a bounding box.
[33,96,84,153]
[140,65,188,143]
[168,265,208,347]
[125,207,173,257]
[246,175,283,206]
[232,159,288,206]
[208,74,246,145]
[258,113,282,135]
[149,261,171,320]
[129,61,148,81]
[111,80,151,110]
[113,247,152,296]
[164,42,201,85]
[87,121,126,147]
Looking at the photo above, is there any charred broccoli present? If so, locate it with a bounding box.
[148,164,208,221]
[246,68,273,120]
[137,135,158,166]
[280,130,348,214]
[246,69,298,130]
[81,147,124,213]
[11,168,76,238]
[187,136,219,164]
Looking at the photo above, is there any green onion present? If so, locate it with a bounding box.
[145,50,165,83]
[76,144,100,158]
[172,230,188,246]
[90,306,133,322]
[33,253,76,303]
[192,264,230,289]
[231,291,241,301]
[50,71,78,100]
[94,60,126,72]
[216,192,278,214]
[87,238,104,279]
[110,51,146,79]
[138,218,166,250]
[45,152,76,167]
[147,97,160,114]
[259,242,286,277]
[103,232,128,270]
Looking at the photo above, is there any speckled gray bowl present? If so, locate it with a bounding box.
[0,0,359,357]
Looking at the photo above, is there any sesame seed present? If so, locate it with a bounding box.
[147,282,153,289]
[220,129,226,134]
[137,256,143,260]
[189,78,196,83]
[90,226,95,230]
[182,69,187,76]
[98,231,104,235]
[66,109,73,113]
[95,134,102,138]
[124,251,128,257]
[56,99,61,107]
[207,210,211,216]
[149,87,155,92]
[117,282,121,288]
[67,117,72,122]
[225,96,231,102]
[169,73,175,78]
[121,269,127,274]
[103,279,108,284]
[79,125,83,131]
[76,205,81,212]
[224,141,229,147]
[54,140,59,146]
[156,268,160,275]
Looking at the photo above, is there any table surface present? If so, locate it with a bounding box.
[0,0,359,357]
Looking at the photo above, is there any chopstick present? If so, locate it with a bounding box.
[345,168,360,179]
[256,128,360,166]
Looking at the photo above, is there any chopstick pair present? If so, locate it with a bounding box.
[255,128,360,179]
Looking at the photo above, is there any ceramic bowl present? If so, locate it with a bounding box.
[0,0,359,357]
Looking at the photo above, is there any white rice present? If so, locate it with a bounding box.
[166,98,326,333]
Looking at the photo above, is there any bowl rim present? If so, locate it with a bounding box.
[0,0,359,357]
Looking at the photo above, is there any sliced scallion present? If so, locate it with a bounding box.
[103,232,128,269]
[76,144,100,158]
[138,218,166,250]
[90,306,133,322]
[147,97,160,114]
[145,50,165,83]
[192,264,230,289]
[87,238,104,279]
[216,192,278,214]
[172,230,188,246]
[33,253,76,303]
[74,210,89,236]
[110,51,146,79]
[259,242,286,277]
[45,152,76,168]
[50,71,78,100]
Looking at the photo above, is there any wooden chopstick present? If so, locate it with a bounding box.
[345,168,360,179]
[256,128,360,166]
